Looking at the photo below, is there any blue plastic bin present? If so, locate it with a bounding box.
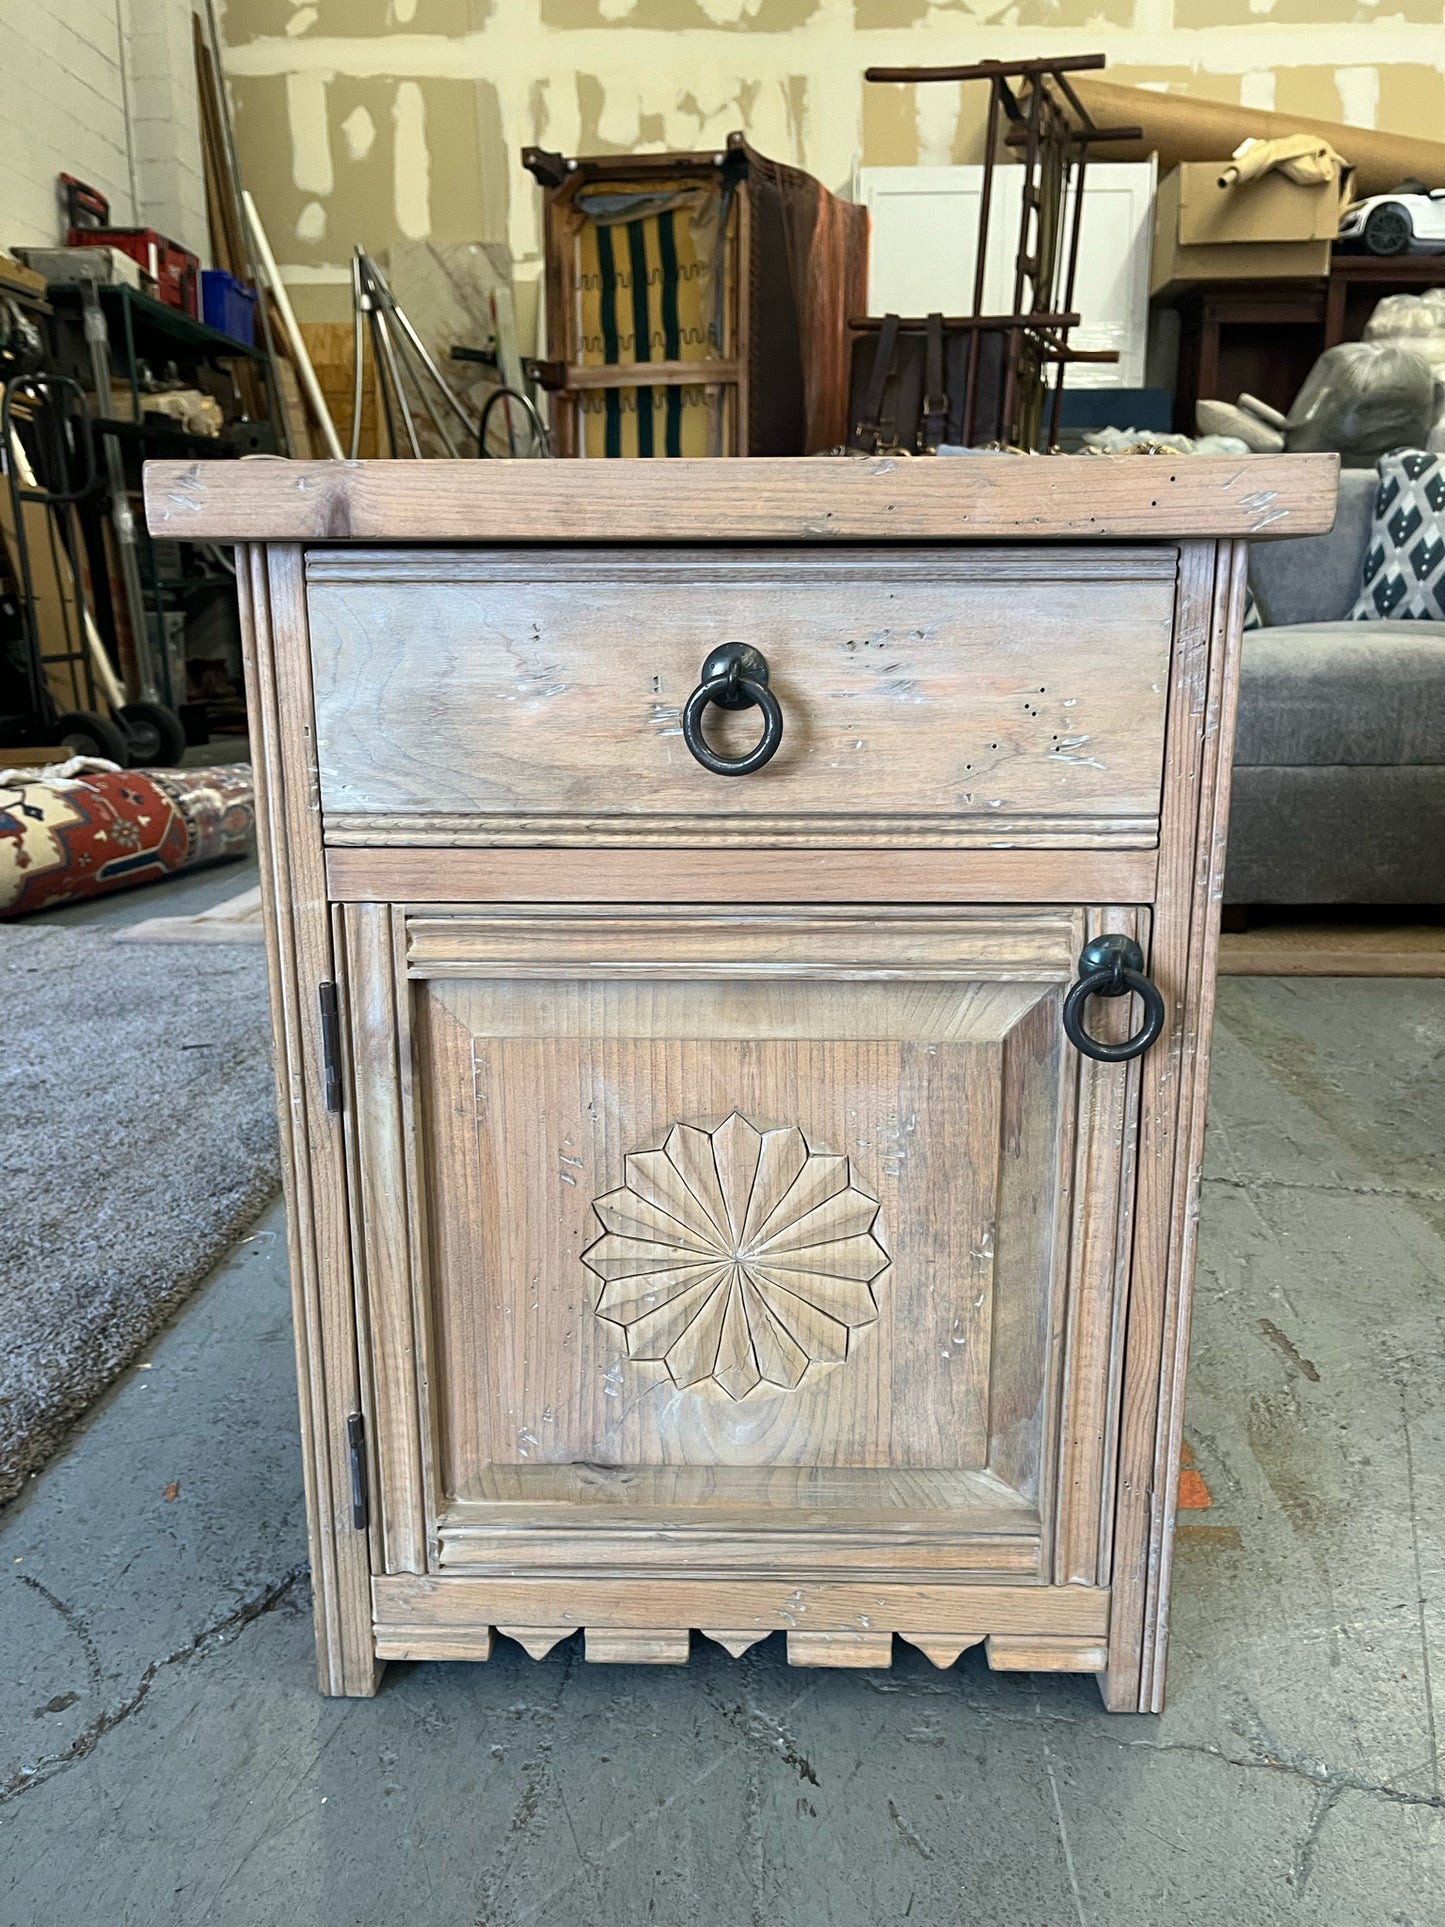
[200,269,257,346]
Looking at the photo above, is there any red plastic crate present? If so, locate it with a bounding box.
[66,227,201,316]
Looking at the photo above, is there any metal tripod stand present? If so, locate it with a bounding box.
[348,248,549,459]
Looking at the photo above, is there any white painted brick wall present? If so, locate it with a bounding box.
[1,0,208,264]
[0,0,133,248]
[122,0,209,261]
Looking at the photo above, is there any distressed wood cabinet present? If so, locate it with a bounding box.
[145,454,1336,1709]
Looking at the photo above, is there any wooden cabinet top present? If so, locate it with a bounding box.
[144,453,1338,545]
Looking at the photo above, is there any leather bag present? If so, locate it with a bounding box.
[847,312,1007,454]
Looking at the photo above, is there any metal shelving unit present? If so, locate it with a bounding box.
[46,281,264,418]
[43,283,259,741]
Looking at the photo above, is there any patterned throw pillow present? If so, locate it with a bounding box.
[1350,450,1445,620]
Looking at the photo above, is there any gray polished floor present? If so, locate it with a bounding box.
[1,973,1442,1927]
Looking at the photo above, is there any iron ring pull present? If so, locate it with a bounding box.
[681,643,784,778]
[1062,934,1167,1064]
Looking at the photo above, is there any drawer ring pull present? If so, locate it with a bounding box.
[1063,935,1166,1064]
[682,643,784,777]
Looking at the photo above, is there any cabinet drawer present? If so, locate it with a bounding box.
[307,547,1177,849]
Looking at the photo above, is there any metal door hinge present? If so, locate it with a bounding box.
[346,1412,369,1531]
[317,981,343,1113]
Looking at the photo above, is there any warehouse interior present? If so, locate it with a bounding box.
[1,5,1442,1925]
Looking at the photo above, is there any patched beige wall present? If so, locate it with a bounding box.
[218,0,1445,327]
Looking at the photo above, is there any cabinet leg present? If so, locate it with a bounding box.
[1096,1662,1141,1713]
[318,1649,385,1698]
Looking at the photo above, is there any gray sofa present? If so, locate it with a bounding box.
[1228,467,1445,904]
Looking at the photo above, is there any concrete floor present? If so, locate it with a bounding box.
[0,946,1442,1924]
[24,851,261,933]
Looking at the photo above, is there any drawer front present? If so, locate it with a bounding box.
[342,901,1143,1595]
[307,547,1176,848]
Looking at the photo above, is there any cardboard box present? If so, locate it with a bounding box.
[0,250,47,299]
[1151,162,1347,297]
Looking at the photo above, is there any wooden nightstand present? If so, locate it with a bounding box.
[145,453,1337,1711]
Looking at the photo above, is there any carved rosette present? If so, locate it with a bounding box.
[581,1112,888,1401]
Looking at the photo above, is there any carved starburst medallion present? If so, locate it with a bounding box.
[581,1113,889,1401]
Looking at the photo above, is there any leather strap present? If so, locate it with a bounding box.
[855,312,900,452]
[920,310,946,454]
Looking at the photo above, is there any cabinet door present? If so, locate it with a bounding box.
[342,903,1142,1589]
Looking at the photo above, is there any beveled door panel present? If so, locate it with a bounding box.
[342,904,1143,1588]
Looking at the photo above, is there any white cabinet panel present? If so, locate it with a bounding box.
[857,166,1021,318]
[857,161,1156,390]
[1061,161,1157,388]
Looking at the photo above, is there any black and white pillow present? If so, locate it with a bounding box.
[1350,451,1445,621]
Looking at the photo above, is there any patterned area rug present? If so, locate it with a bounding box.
[0,762,256,917]
[0,922,279,1504]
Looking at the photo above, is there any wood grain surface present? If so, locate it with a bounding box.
[324,846,1160,906]
[239,546,380,1696]
[305,548,1174,837]
[1100,540,1246,1713]
[373,1574,1111,1640]
[412,915,1078,1510]
[143,452,1339,543]
[224,450,1285,1696]
[339,904,427,1575]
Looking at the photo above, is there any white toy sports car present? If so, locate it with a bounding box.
[1338,188,1445,257]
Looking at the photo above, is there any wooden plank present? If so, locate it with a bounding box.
[0,444,91,713]
[381,1627,495,1663]
[388,898,444,1579]
[326,846,1159,907]
[372,1574,1111,1640]
[1053,906,1144,1586]
[1218,922,1445,977]
[788,1631,893,1667]
[1138,539,1249,1715]
[731,186,749,456]
[585,1629,691,1664]
[326,814,1158,852]
[305,548,1177,583]
[558,359,740,391]
[340,904,427,1573]
[143,453,1340,544]
[438,1527,1039,1578]
[439,1460,1036,1516]
[116,886,265,948]
[0,745,67,768]
[985,1633,1107,1672]
[238,546,379,1696]
[1100,538,1241,1713]
[984,986,1074,1532]
[117,884,265,946]
[404,904,1078,976]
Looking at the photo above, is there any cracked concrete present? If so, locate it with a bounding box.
[0,974,1442,1925]
[2,1561,307,1807]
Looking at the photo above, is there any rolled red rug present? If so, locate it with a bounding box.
[0,759,255,917]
